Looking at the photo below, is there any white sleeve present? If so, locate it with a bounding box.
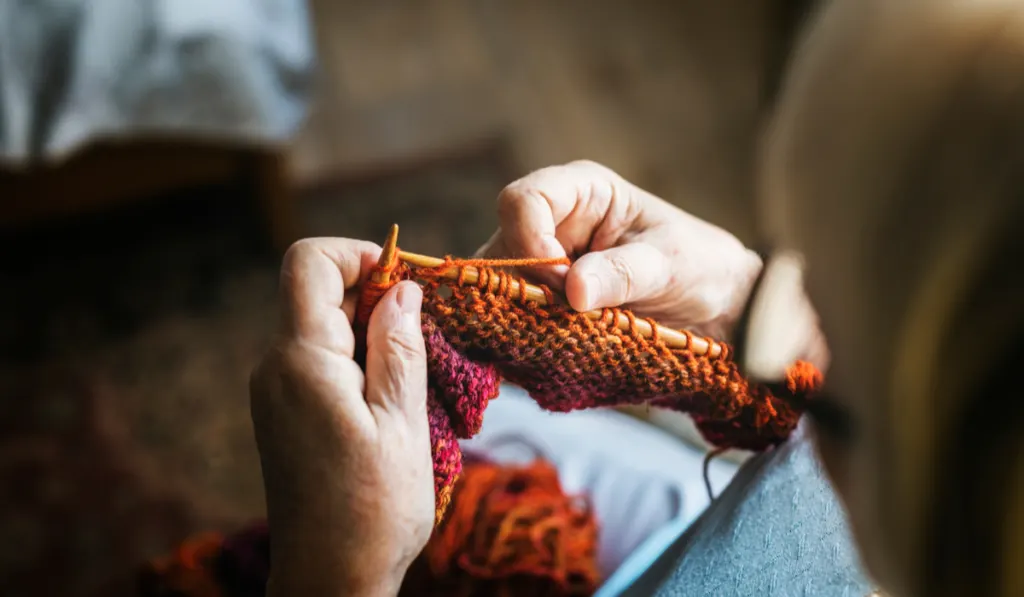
[461,384,739,583]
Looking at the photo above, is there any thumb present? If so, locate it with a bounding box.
[365,281,428,419]
[565,243,671,311]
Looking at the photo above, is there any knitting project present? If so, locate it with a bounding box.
[354,251,823,524]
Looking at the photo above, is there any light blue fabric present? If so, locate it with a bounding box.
[464,385,740,581]
[595,512,692,597]
[616,422,877,597]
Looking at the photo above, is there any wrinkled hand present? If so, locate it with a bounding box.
[479,160,763,339]
[250,239,434,597]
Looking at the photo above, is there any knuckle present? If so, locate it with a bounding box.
[497,183,540,220]
[497,185,554,233]
[269,341,320,389]
[496,182,523,212]
[568,160,622,183]
[274,339,307,370]
[499,165,559,202]
[282,238,315,264]
[567,159,606,173]
[280,239,317,279]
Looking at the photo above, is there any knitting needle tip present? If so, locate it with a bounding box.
[374,224,400,284]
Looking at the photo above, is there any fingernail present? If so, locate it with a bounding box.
[395,282,422,317]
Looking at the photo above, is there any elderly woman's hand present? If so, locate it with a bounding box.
[478,160,764,339]
[249,238,434,597]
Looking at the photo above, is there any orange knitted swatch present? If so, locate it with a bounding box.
[354,252,823,524]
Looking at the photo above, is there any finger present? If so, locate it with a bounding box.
[364,281,428,421]
[497,161,645,287]
[496,190,570,288]
[496,170,573,259]
[279,238,382,356]
[565,242,672,312]
[497,163,613,286]
[498,160,642,253]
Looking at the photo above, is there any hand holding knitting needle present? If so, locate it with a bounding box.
[478,159,828,367]
[477,160,763,340]
[249,238,434,597]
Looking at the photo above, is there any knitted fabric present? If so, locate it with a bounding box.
[137,459,599,597]
[354,252,823,524]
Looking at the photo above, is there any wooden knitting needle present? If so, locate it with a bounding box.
[373,223,401,285]
[394,247,724,358]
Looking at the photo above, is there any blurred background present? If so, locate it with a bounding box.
[0,1,806,594]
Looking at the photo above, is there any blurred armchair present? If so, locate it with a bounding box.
[0,0,315,249]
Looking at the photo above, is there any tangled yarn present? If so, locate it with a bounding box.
[138,459,599,597]
[402,456,600,597]
[353,251,823,524]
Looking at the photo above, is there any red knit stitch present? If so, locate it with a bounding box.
[424,318,501,438]
[355,252,822,523]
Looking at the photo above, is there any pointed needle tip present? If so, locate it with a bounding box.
[374,224,400,283]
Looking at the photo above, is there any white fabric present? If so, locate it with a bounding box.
[0,0,314,165]
[461,384,739,585]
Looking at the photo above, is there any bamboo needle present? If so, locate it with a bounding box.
[373,224,401,285]
[394,248,723,358]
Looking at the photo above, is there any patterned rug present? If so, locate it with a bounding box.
[0,142,509,596]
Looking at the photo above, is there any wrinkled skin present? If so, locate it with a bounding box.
[478,160,765,342]
[250,239,434,597]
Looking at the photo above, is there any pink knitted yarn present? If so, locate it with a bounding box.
[423,318,501,522]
